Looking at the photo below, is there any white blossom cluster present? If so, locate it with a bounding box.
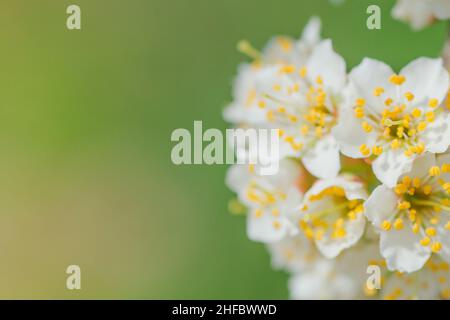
[224,17,450,299]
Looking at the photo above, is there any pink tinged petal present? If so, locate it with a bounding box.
[400,58,449,107]
[306,40,346,93]
[349,58,395,113]
[316,214,366,258]
[380,227,431,273]
[332,109,377,158]
[372,149,414,188]
[423,113,450,153]
[247,211,297,243]
[302,134,341,179]
[364,185,398,227]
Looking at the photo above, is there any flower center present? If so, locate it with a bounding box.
[298,186,364,240]
[356,74,441,158]
[381,164,450,253]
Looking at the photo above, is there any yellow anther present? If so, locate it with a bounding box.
[266,110,274,121]
[383,127,391,138]
[402,176,411,186]
[362,121,373,133]
[391,139,401,150]
[431,242,442,253]
[372,145,383,156]
[315,126,323,138]
[272,209,280,217]
[428,98,439,108]
[412,223,420,234]
[288,114,298,123]
[316,76,323,85]
[420,237,431,246]
[412,177,421,188]
[385,98,393,106]
[397,126,404,138]
[429,166,441,177]
[393,218,404,230]
[277,106,286,113]
[426,111,435,122]
[333,228,346,238]
[430,217,439,225]
[411,108,422,118]
[404,92,414,101]
[381,220,391,231]
[355,98,366,106]
[273,84,281,92]
[299,66,307,78]
[426,227,437,237]
[254,209,263,218]
[373,87,385,97]
[445,221,450,230]
[258,100,266,109]
[354,107,365,118]
[442,163,450,173]
[398,201,411,210]
[395,183,407,194]
[359,144,371,156]
[278,129,284,137]
[315,229,325,241]
[408,209,417,221]
[423,185,432,195]
[389,74,406,85]
[272,220,281,229]
[280,65,295,74]
[417,121,427,132]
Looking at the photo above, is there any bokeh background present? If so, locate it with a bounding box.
[0,0,446,299]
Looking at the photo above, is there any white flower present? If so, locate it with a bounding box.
[267,234,319,274]
[333,57,450,188]
[253,40,346,178]
[288,260,356,299]
[291,175,368,258]
[392,0,450,30]
[223,17,322,126]
[225,159,303,243]
[288,243,381,300]
[370,256,450,299]
[365,153,450,273]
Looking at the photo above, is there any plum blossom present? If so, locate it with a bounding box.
[333,57,450,188]
[225,159,303,243]
[365,153,450,272]
[290,175,368,258]
[392,0,450,30]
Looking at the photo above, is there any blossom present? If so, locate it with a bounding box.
[365,153,450,272]
[369,256,450,299]
[225,159,303,243]
[291,175,367,258]
[267,234,319,274]
[333,57,450,188]
[252,40,346,178]
[223,17,322,126]
[392,0,450,30]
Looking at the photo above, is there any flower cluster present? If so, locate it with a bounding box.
[224,17,450,299]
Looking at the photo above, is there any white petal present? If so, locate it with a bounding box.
[349,58,395,113]
[225,164,250,194]
[405,152,436,179]
[400,58,449,107]
[423,112,450,153]
[302,134,341,179]
[436,221,450,264]
[247,211,296,243]
[316,213,366,258]
[380,227,430,273]
[300,16,322,46]
[306,40,346,93]
[332,106,378,158]
[372,149,414,188]
[364,185,398,227]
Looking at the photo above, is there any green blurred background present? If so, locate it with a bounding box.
[0,0,446,299]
